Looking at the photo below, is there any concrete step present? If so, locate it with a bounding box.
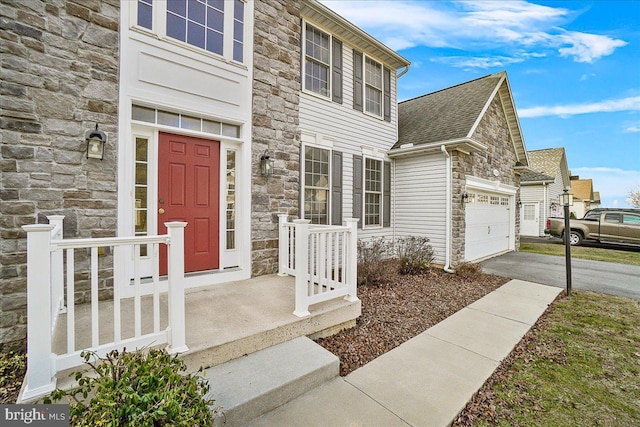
[202,337,339,427]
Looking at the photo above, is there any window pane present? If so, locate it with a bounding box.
[188,0,206,24]
[157,110,180,127]
[233,41,243,62]
[135,163,147,185]
[226,151,236,250]
[181,115,201,131]
[166,13,186,41]
[304,24,331,96]
[132,105,155,123]
[187,22,205,49]
[234,0,244,21]
[137,0,153,29]
[135,137,148,162]
[203,119,221,134]
[364,158,382,226]
[207,7,224,31]
[304,146,330,224]
[222,124,240,138]
[623,215,640,225]
[206,29,224,55]
[167,0,186,15]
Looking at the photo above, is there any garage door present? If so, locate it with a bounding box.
[465,192,511,261]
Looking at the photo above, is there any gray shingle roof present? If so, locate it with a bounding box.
[394,73,503,149]
[520,171,555,183]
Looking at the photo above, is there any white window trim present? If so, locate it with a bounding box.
[363,156,384,229]
[362,54,384,119]
[128,0,246,65]
[302,20,332,101]
[301,143,332,225]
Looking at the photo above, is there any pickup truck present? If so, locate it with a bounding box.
[545,208,640,246]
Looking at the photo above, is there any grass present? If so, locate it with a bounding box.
[520,241,640,266]
[458,291,640,427]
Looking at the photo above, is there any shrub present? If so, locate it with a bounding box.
[357,237,392,285]
[456,262,483,280]
[44,348,214,427]
[0,351,26,404]
[395,236,435,275]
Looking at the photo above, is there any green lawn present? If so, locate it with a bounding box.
[461,292,640,427]
[520,242,640,266]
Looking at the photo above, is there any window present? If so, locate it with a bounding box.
[304,147,330,224]
[132,105,240,138]
[584,211,600,221]
[135,0,244,63]
[604,213,621,224]
[622,214,640,225]
[134,137,149,256]
[364,158,382,226]
[364,57,382,117]
[304,24,331,97]
[226,151,236,249]
[523,204,536,221]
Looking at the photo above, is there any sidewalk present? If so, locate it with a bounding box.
[245,279,562,427]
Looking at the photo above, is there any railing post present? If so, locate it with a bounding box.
[293,219,311,317]
[165,221,189,354]
[277,213,289,276]
[47,215,65,318]
[21,224,57,401]
[344,218,359,303]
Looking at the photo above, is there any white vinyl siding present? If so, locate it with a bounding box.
[394,154,447,265]
[299,43,398,241]
[521,168,567,236]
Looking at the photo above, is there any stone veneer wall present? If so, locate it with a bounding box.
[251,0,302,276]
[450,95,521,265]
[0,0,119,351]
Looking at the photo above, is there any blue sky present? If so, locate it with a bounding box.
[322,0,640,208]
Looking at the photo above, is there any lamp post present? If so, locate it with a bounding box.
[561,188,573,296]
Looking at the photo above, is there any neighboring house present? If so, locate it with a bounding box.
[390,72,531,267]
[520,148,571,236]
[592,191,601,208]
[570,176,596,218]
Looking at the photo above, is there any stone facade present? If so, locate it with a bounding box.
[251,0,302,276]
[0,0,120,350]
[450,95,521,265]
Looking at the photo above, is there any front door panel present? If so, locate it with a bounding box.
[158,133,220,274]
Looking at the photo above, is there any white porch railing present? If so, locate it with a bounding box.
[20,219,188,401]
[278,214,359,317]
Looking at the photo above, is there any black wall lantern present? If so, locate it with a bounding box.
[260,149,274,177]
[86,123,107,160]
[462,191,470,203]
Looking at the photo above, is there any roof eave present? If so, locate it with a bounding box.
[301,0,411,70]
[388,138,487,158]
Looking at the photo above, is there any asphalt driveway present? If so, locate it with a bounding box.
[481,251,640,300]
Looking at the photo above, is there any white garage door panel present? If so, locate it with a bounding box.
[465,194,511,262]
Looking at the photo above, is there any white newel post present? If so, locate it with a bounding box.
[344,218,359,302]
[21,224,56,401]
[292,219,311,317]
[47,215,65,319]
[277,213,289,276]
[165,222,189,354]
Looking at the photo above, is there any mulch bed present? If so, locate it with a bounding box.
[316,261,510,376]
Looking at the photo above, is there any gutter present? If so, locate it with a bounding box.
[397,65,410,78]
[441,145,455,274]
[388,138,487,158]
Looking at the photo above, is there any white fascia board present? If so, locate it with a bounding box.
[465,175,518,195]
[387,138,487,158]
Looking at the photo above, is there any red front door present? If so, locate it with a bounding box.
[158,132,220,274]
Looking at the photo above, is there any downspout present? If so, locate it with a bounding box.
[441,145,455,273]
[543,183,547,236]
[397,65,410,78]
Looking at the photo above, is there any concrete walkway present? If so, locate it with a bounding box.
[245,279,562,427]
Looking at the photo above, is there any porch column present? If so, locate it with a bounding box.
[277,213,289,276]
[165,221,189,354]
[21,224,56,401]
[293,219,311,317]
[344,218,359,302]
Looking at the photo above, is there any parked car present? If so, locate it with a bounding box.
[545,208,640,246]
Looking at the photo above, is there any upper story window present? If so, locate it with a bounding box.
[364,57,382,117]
[135,0,244,63]
[302,22,343,103]
[304,24,331,97]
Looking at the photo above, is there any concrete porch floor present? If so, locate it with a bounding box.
[53,274,361,377]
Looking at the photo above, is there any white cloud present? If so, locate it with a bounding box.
[321,1,627,66]
[625,123,640,133]
[431,55,525,69]
[519,96,640,118]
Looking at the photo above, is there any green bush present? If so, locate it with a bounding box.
[44,348,214,427]
[395,236,435,275]
[357,237,392,285]
[0,351,26,404]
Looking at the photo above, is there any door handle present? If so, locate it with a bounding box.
[158,208,165,215]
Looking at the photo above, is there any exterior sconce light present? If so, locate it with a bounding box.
[260,150,274,177]
[462,192,469,203]
[86,123,106,160]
